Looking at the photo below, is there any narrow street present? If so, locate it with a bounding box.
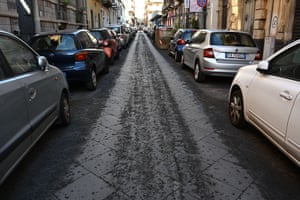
[1,32,300,200]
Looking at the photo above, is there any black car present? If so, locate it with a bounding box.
[29,29,108,90]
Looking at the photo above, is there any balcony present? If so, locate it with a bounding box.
[102,0,112,8]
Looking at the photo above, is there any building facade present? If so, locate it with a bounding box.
[0,0,131,42]
[149,0,299,58]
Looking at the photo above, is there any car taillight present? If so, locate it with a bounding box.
[177,39,185,45]
[119,34,125,39]
[103,41,109,47]
[255,50,262,60]
[204,48,215,58]
[76,52,88,61]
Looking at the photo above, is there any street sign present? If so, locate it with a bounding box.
[197,0,208,8]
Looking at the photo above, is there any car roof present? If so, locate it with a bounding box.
[32,29,89,37]
[90,28,109,31]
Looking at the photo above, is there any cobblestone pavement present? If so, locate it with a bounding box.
[1,32,300,200]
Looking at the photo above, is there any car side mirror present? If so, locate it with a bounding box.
[256,61,269,73]
[38,56,49,71]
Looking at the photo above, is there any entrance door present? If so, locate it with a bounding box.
[242,0,255,34]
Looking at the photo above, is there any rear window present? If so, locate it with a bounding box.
[30,34,77,51]
[210,32,256,47]
[182,31,196,41]
[90,31,103,40]
[107,27,120,34]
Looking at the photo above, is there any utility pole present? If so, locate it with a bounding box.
[16,0,35,42]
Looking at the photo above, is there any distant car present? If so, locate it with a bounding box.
[169,28,197,62]
[228,39,300,167]
[90,28,120,64]
[181,30,262,82]
[109,29,122,52]
[0,30,70,184]
[105,25,129,49]
[29,29,108,90]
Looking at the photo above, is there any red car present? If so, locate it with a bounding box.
[90,28,120,64]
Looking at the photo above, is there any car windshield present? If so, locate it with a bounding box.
[210,32,256,47]
[30,34,77,51]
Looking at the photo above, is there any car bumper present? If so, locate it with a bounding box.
[60,62,91,82]
[201,58,258,77]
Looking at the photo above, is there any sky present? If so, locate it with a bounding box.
[135,0,145,19]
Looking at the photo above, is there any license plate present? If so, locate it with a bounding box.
[226,53,246,59]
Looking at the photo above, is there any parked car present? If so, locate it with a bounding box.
[90,28,120,64]
[29,29,108,90]
[169,28,197,62]
[109,29,122,52]
[228,39,300,167]
[0,30,70,184]
[105,25,129,49]
[181,30,262,82]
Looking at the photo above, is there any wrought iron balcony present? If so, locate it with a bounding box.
[102,0,112,8]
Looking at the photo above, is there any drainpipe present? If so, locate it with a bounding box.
[263,0,277,59]
[33,0,41,33]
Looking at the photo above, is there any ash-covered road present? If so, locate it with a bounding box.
[1,32,299,200]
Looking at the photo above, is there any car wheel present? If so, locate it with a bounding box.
[57,92,70,126]
[229,89,246,128]
[86,68,97,90]
[175,51,181,62]
[194,61,206,82]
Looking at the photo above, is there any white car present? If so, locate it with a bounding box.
[228,39,300,167]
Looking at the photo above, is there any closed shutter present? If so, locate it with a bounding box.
[293,2,300,40]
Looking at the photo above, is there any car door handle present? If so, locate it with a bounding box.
[280,91,293,100]
[28,88,37,101]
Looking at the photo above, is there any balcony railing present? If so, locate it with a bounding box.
[102,0,112,8]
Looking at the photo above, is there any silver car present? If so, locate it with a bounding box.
[0,30,70,184]
[181,30,262,82]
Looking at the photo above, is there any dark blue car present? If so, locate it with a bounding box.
[169,29,197,62]
[29,29,108,90]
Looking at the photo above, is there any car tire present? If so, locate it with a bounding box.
[229,89,246,128]
[57,92,70,126]
[175,51,181,62]
[194,61,206,82]
[86,68,97,90]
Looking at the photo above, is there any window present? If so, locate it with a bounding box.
[210,32,256,47]
[0,36,38,75]
[269,44,300,81]
[191,31,206,44]
[56,35,76,50]
[182,31,196,41]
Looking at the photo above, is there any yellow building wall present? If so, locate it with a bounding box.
[87,0,103,29]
